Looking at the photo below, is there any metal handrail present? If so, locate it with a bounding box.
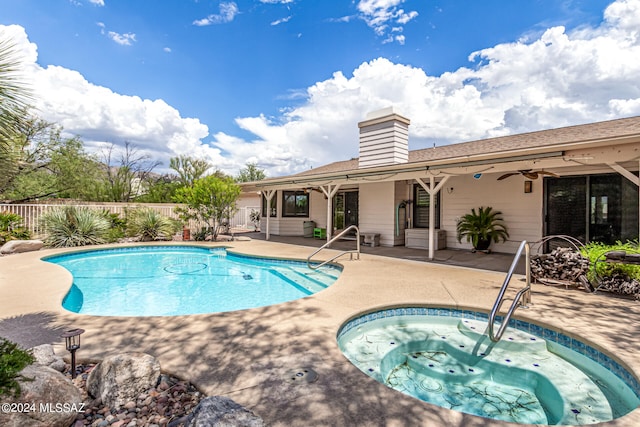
[488,240,531,342]
[307,225,361,270]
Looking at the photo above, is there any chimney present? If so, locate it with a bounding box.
[358,107,410,169]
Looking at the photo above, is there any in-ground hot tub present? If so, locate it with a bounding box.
[338,307,640,425]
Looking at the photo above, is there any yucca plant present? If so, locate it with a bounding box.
[456,206,509,252]
[41,206,110,247]
[127,208,179,241]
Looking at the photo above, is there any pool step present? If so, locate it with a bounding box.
[405,349,487,382]
[457,319,548,353]
[269,266,329,294]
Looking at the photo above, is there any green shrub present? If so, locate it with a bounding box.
[42,206,110,247]
[0,338,34,398]
[581,240,640,283]
[100,210,127,243]
[0,211,31,244]
[127,208,179,241]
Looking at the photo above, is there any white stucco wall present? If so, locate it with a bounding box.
[358,181,397,246]
[440,173,543,253]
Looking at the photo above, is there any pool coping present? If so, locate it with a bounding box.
[2,240,640,427]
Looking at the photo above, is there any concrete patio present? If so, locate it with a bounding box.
[1,238,639,427]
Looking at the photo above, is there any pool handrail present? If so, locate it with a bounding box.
[307,225,360,270]
[488,240,531,342]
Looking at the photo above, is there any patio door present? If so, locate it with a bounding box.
[334,191,358,231]
[544,173,638,246]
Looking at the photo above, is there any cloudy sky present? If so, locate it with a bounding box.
[1,0,639,177]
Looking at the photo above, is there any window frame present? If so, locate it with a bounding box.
[413,185,441,228]
[282,190,309,218]
[261,194,277,217]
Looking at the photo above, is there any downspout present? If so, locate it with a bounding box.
[396,201,407,236]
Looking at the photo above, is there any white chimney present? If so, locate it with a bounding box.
[358,107,410,169]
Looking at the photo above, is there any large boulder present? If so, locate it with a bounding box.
[0,365,83,427]
[30,344,66,372]
[0,239,44,255]
[86,352,161,409]
[185,396,265,427]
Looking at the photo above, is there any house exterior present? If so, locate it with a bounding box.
[241,108,640,257]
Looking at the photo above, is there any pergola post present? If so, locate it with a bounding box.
[320,184,342,244]
[262,189,276,241]
[417,176,449,260]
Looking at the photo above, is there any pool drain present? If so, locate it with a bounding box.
[288,367,318,384]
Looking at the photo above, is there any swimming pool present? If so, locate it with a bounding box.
[44,245,341,316]
[338,307,640,425]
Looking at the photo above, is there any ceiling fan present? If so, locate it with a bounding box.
[497,169,559,180]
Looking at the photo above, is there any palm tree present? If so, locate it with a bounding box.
[456,206,509,252]
[0,33,33,151]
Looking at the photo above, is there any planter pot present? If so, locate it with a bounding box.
[474,238,491,252]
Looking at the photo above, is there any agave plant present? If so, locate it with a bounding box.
[127,208,179,241]
[42,206,110,247]
[456,206,509,252]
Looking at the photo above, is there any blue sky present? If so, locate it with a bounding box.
[1,0,639,177]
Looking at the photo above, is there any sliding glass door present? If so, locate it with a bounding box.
[544,173,638,245]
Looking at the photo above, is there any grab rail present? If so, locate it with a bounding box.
[488,240,531,342]
[307,225,361,270]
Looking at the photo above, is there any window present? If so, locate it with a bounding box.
[413,185,440,228]
[261,194,276,217]
[545,173,639,246]
[282,191,309,217]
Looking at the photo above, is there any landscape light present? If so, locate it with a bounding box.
[61,328,85,379]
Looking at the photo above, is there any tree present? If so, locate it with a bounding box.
[0,115,103,202]
[99,141,161,202]
[174,175,241,241]
[236,162,266,183]
[169,155,211,186]
[134,174,182,203]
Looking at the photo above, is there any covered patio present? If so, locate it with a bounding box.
[243,111,640,258]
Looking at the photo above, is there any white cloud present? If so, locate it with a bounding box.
[2,25,223,172]
[97,22,136,46]
[193,2,239,26]
[357,0,418,42]
[107,31,136,45]
[163,47,172,53]
[88,0,105,6]
[3,0,640,178]
[271,16,292,26]
[260,0,293,3]
[206,0,640,175]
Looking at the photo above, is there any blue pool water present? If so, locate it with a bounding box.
[338,307,640,425]
[44,246,341,316]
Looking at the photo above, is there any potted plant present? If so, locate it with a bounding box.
[249,209,261,231]
[456,206,509,253]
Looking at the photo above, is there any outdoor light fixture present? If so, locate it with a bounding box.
[524,180,533,193]
[61,328,84,379]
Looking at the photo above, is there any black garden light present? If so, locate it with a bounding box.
[61,328,84,379]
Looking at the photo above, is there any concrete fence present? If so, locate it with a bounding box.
[1,202,261,237]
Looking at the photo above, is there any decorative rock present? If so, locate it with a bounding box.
[86,353,161,410]
[0,239,44,254]
[185,396,265,427]
[30,343,66,372]
[0,365,83,427]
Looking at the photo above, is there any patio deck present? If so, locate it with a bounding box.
[1,238,639,427]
